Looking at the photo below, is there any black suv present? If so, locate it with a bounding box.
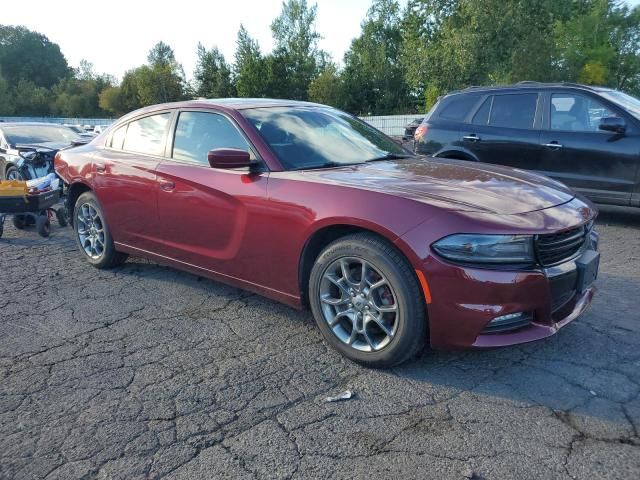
[414,82,640,207]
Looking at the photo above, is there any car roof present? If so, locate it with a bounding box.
[447,81,615,97]
[128,98,327,115]
[0,122,70,128]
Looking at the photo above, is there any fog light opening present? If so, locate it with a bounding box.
[481,311,533,334]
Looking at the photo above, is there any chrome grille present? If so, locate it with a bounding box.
[535,226,586,266]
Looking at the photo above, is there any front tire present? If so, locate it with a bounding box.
[74,191,128,268]
[309,233,427,368]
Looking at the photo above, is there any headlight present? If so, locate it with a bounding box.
[432,234,535,265]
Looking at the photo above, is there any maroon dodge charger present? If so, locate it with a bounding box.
[55,99,600,367]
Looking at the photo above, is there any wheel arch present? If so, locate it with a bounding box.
[434,148,479,162]
[65,181,93,226]
[298,222,426,309]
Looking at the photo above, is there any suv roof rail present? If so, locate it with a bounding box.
[516,80,598,90]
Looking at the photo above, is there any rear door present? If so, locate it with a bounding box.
[538,91,639,205]
[93,111,171,251]
[461,92,542,170]
[155,110,270,282]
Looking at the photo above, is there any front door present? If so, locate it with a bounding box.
[538,91,639,206]
[155,110,270,282]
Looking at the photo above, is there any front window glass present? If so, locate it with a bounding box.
[489,94,538,129]
[241,106,407,170]
[172,111,252,165]
[2,125,81,146]
[551,94,614,132]
[123,113,171,156]
[598,90,640,120]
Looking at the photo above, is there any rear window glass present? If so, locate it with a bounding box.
[438,95,480,121]
[123,113,171,156]
[110,124,127,149]
[472,97,492,125]
[489,94,538,129]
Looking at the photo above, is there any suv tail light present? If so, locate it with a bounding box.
[414,124,428,140]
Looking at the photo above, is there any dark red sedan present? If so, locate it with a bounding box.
[55,99,600,367]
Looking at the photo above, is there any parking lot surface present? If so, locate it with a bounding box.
[1,205,639,479]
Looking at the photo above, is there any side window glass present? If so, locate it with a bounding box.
[472,97,492,125]
[172,111,252,165]
[551,94,615,132]
[439,95,480,122]
[110,124,127,149]
[123,113,171,156]
[489,94,538,129]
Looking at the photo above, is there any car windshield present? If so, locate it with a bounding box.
[598,90,640,120]
[241,106,408,170]
[2,125,81,146]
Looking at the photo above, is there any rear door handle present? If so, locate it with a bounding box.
[95,163,106,173]
[159,180,175,191]
[463,134,481,142]
[543,142,563,149]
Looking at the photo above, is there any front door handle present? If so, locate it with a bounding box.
[463,134,481,142]
[159,180,175,191]
[543,142,563,149]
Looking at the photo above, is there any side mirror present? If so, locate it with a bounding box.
[207,148,253,169]
[598,116,626,134]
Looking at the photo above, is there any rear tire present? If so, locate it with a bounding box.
[309,233,426,368]
[74,191,128,268]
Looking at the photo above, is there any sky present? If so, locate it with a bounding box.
[2,0,639,82]
[2,0,379,81]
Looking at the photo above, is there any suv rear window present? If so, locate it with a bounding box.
[489,94,537,129]
[438,95,480,121]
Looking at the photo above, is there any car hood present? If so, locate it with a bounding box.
[300,157,576,215]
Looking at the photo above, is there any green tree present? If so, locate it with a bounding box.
[136,42,186,105]
[0,25,70,89]
[0,70,14,115]
[270,0,326,100]
[554,0,640,93]
[193,43,235,98]
[98,69,144,116]
[11,79,50,115]
[234,25,267,97]
[342,0,410,114]
[308,63,343,107]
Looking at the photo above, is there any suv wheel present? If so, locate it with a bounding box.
[309,233,427,367]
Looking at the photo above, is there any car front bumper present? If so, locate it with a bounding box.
[421,248,597,350]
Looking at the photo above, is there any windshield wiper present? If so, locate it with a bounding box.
[294,161,365,171]
[367,153,413,162]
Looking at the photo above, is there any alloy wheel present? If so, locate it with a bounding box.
[76,203,106,259]
[319,256,399,352]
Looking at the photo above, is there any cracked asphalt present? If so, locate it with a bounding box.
[0,205,639,480]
